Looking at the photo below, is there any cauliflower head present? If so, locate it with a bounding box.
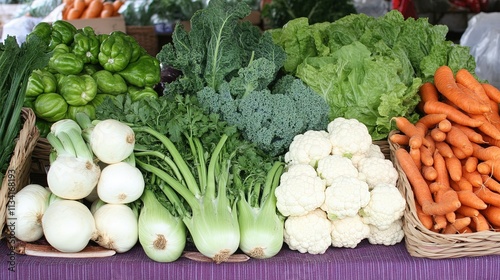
[275,164,326,217]
[368,219,404,246]
[331,214,370,248]
[351,143,385,167]
[283,209,332,254]
[327,118,372,159]
[357,157,398,189]
[316,154,359,186]
[284,130,332,166]
[360,183,406,230]
[321,176,370,220]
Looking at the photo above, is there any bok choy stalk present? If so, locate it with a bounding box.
[234,161,285,259]
[46,119,101,200]
[134,128,240,264]
[138,187,186,262]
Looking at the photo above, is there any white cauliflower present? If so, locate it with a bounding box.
[357,157,398,189]
[327,118,372,159]
[275,164,326,217]
[351,143,385,167]
[368,219,404,246]
[330,215,370,248]
[360,183,406,230]
[321,176,370,220]
[284,130,332,166]
[283,209,332,254]
[316,154,359,186]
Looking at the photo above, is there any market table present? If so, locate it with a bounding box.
[1,239,499,280]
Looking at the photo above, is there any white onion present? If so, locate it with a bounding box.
[42,200,96,253]
[93,203,138,253]
[8,184,50,242]
[97,162,144,204]
[90,119,135,164]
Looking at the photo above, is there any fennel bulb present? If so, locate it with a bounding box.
[46,119,100,200]
[90,119,135,164]
[236,162,285,259]
[138,189,186,262]
[97,161,145,204]
[134,129,240,263]
[93,203,138,253]
[7,184,50,242]
[42,199,96,253]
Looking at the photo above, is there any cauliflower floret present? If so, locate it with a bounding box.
[275,164,326,217]
[316,154,358,186]
[327,118,372,159]
[330,215,370,248]
[351,143,385,167]
[284,130,332,166]
[283,209,332,254]
[357,157,398,189]
[368,219,404,246]
[360,183,406,230]
[321,176,370,220]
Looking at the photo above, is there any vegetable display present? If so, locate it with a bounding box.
[267,11,476,140]
[23,21,160,136]
[276,117,405,254]
[391,66,500,233]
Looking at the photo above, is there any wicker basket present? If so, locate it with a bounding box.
[388,130,500,259]
[126,25,159,56]
[0,108,40,236]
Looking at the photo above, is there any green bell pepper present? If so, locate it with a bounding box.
[115,31,145,63]
[48,44,84,75]
[72,27,100,64]
[128,86,158,102]
[59,74,97,106]
[98,32,133,72]
[26,69,57,98]
[66,104,96,121]
[26,22,52,46]
[34,93,68,122]
[81,63,103,76]
[49,20,78,50]
[118,55,161,87]
[92,70,128,95]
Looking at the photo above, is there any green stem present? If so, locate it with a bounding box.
[205,134,228,199]
[134,150,183,182]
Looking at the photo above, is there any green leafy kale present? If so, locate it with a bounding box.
[157,0,330,156]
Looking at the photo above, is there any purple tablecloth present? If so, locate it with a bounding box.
[1,239,499,280]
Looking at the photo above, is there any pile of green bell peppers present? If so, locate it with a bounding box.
[24,21,161,132]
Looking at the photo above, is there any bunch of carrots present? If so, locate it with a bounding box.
[391,65,500,234]
[62,0,124,20]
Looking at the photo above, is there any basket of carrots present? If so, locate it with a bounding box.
[389,65,500,259]
[62,0,124,20]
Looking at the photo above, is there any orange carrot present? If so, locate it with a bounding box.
[475,186,500,207]
[422,165,438,181]
[112,0,124,16]
[409,134,423,150]
[456,69,490,105]
[481,205,500,227]
[416,113,448,129]
[456,190,487,210]
[394,117,429,147]
[451,145,468,160]
[420,145,434,167]
[389,133,409,146]
[444,155,462,182]
[80,0,103,18]
[432,151,451,190]
[395,148,434,207]
[433,65,490,114]
[438,119,452,133]
[456,205,480,217]
[446,211,456,223]
[470,113,500,140]
[462,168,484,187]
[430,127,447,142]
[422,189,461,216]
[452,123,485,144]
[425,134,436,154]
[477,160,493,175]
[435,141,454,158]
[481,175,500,193]
[455,176,474,191]
[445,125,474,156]
[434,215,448,230]
[422,100,484,127]
[443,217,471,234]
[471,212,490,231]
[471,142,500,161]
[464,156,478,173]
[415,201,434,230]
[482,83,500,103]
